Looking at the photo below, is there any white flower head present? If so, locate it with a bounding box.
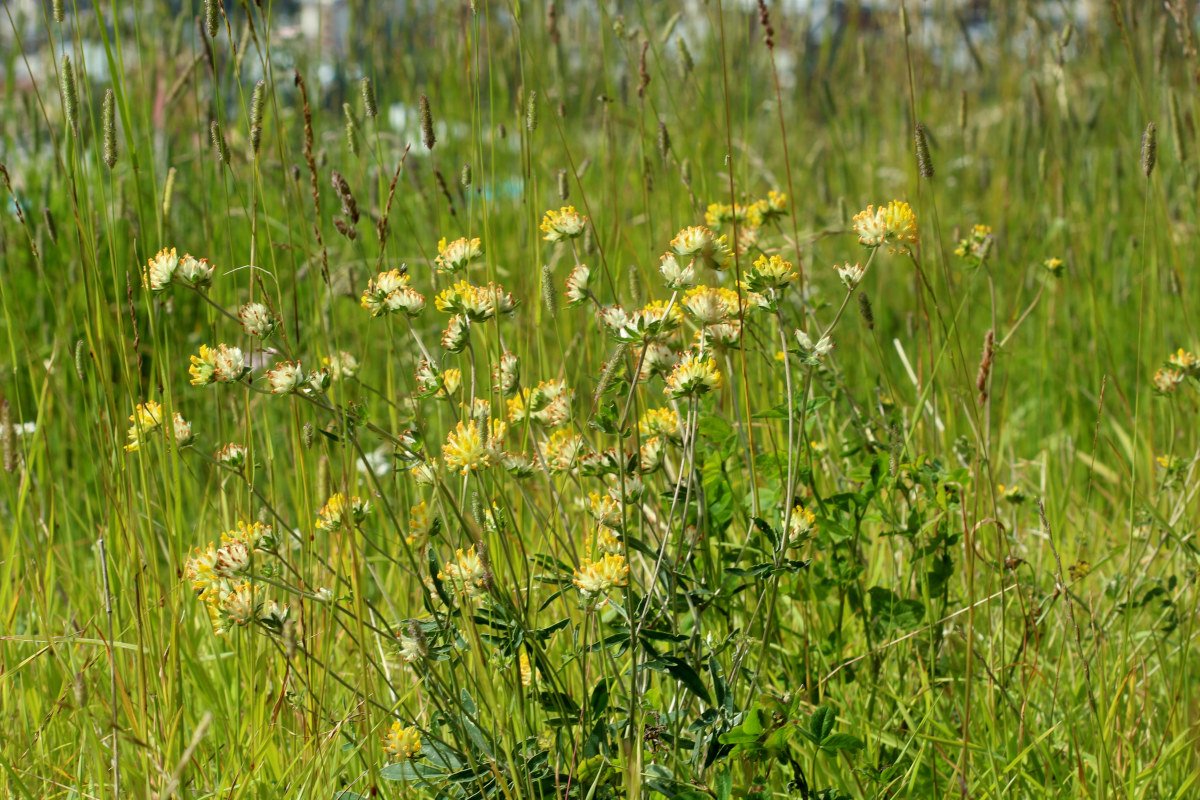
[143,248,179,292]
[659,252,697,289]
[238,302,277,338]
[565,264,591,306]
[795,329,833,360]
[176,254,215,288]
[266,360,306,394]
[836,262,866,290]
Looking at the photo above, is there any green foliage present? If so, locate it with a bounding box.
[0,2,1198,800]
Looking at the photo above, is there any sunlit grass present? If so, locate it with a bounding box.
[1,2,1198,798]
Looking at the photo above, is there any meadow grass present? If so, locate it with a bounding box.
[1,1,1199,798]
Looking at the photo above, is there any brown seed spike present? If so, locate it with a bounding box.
[976,329,995,405]
[914,122,933,178]
[1142,122,1158,177]
[419,94,436,151]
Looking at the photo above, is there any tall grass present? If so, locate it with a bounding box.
[1,1,1198,798]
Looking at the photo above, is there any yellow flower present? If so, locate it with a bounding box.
[762,189,788,221]
[787,506,816,543]
[435,279,515,321]
[220,581,263,626]
[852,201,917,253]
[190,344,246,386]
[665,353,721,398]
[670,225,730,270]
[588,491,623,528]
[682,286,741,326]
[323,351,359,381]
[998,483,1026,504]
[124,401,163,452]
[383,721,422,761]
[540,206,587,242]
[439,367,463,397]
[1043,257,1065,278]
[184,545,219,594]
[704,202,752,228]
[639,407,682,442]
[596,525,623,554]
[189,345,218,386]
[748,254,797,291]
[507,379,573,427]
[540,429,586,472]
[435,236,482,273]
[639,299,684,327]
[407,500,435,546]
[1168,348,1198,374]
[221,520,274,550]
[315,492,371,532]
[518,652,534,687]
[438,544,488,597]
[573,553,630,596]
[954,224,993,263]
[443,420,491,474]
[361,268,425,317]
[1156,454,1183,474]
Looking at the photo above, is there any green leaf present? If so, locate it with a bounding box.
[644,656,712,705]
[820,733,865,753]
[697,415,734,444]
[426,548,453,609]
[379,760,445,782]
[708,655,730,711]
[459,688,478,716]
[717,729,761,745]
[715,769,733,800]
[867,587,925,634]
[701,454,735,534]
[810,706,835,743]
[537,690,580,717]
[589,678,609,717]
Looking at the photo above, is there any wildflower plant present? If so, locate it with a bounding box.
[5,7,1196,800]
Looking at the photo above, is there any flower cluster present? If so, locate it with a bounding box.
[124,400,194,452]
[142,247,215,293]
[361,268,426,317]
[183,521,286,635]
[852,200,918,253]
[315,492,372,532]
[540,206,587,242]
[435,236,482,273]
[189,344,249,386]
[1154,348,1199,395]
[953,224,993,264]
